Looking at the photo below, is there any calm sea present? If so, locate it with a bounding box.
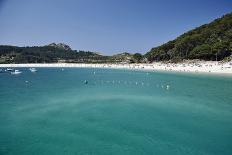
[0,68,232,155]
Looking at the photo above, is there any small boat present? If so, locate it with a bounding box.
[29,68,37,72]
[11,70,22,75]
[5,68,14,72]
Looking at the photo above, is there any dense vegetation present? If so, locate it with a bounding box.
[145,13,232,62]
[0,44,111,63]
[0,45,143,64]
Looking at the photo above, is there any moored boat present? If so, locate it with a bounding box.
[29,68,37,72]
[5,68,14,72]
[11,70,22,75]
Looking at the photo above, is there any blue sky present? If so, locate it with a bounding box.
[0,0,231,54]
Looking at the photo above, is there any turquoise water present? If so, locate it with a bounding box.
[0,68,232,155]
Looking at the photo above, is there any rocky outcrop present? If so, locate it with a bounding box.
[48,43,72,51]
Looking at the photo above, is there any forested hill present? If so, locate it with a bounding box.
[0,43,110,63]
[145,13,232,62]
[0,43,143,64]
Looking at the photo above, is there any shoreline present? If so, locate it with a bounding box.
[0,61,232,75]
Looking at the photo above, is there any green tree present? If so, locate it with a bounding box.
[133,53,143,63]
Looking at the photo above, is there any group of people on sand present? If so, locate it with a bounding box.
[0,60,231,74]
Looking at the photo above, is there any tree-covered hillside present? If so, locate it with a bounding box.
[145,13,232,62]
[0,44,110,63]
[0,44,144,64]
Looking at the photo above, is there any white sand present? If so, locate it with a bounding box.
[1,61,232,75]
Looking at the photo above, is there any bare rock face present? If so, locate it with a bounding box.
[48,43,72,50]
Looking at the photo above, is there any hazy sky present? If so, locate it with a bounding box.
[0,0,231,54]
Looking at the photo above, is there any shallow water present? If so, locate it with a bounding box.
[0,68,232,155]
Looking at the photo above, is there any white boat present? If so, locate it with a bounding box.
[29,68,37,72]
[11,70,22,75]
[5,68,14,72]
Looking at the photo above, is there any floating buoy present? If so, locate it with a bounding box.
[84,80,88,84]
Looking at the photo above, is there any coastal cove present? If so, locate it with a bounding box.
[1,1,232,154]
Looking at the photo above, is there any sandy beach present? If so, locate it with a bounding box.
[1,61,232,75]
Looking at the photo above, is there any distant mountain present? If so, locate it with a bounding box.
[0,44,144,64]
[145,13,232,62]
[0,44,109,63]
